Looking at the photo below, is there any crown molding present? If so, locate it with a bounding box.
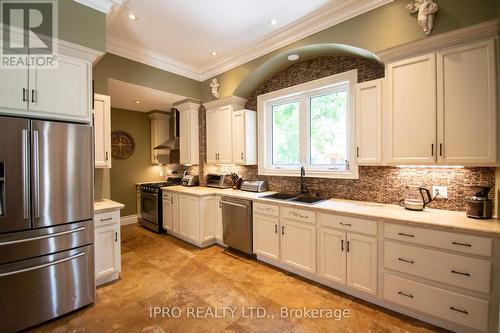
[58,39,105,63]
[106,0,393,82]
[203,95,247,110]
[174,99,201,112]
[377,19,499,63]
[74,0,124,14]
[106,35,203,80]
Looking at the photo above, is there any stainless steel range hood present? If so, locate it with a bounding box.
[153,108,179,150]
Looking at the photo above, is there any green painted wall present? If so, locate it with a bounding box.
[200,0,499,101]
[93,53,202,98]
[59,0,106,51]
[110,108,161,216]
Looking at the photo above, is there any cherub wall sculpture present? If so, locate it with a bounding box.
[406,0,439,36]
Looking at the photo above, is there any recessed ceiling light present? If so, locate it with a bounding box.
[288,54,299,61]
[128,14,137,21]
[134,100,141,104]
[270,18,277,25]
[211,51,217,56]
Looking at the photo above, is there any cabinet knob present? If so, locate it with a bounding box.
[22,88,27,102]
[31,90,36,103]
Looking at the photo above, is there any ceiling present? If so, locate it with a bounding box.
[106,0,392,81]
[108,79,187,112]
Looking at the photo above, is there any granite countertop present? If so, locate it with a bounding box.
[161,186,500,237]
[94,199,125,214]
[136,180,166,185]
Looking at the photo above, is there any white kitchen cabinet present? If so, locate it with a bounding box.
[214,195,224,245]
[206,106,233,164]
[436,39,496,165]
[136,185,141,222]
[162,193,172,231]
[149,111,170,165]
[232,110,257,165]
[346,232,377,295]
[387,53,437,165]
[355,79,383,165]
[94,209,121,286]
[0,54,91,123]
[177,101,200,165]
[253,213,280,261]
[173,194,214,247]
[93,94,111,168]
[281,217,316,274]
[318,226,346,284]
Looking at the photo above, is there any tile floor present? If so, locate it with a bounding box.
[31,224,448,333]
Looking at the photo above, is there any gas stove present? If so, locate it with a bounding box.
[140,178,182,193]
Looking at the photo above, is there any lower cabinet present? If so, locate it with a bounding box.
[281,217,316,274]
[214,195,225,245]
[136,185,141,222]
[94,210,121,286]
[253,212,280,261]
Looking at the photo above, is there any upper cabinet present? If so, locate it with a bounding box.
[386,53,437,165]
[148,111,170,165]
[204,96,257,165]
[436,40,496,165]
[93,94,111,168]
[385,37,497,166]
[0,54,92,123]
[176,100,200,165]
[355,79,383,165]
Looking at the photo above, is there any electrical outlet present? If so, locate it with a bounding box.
[432,186,448,199]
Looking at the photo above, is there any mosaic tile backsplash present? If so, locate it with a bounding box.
[191,55,496,212]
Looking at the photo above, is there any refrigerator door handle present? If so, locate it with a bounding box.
[0,251,85,277]
[22,129,29,219]
[33,130,40,219]
[0,226,86,246]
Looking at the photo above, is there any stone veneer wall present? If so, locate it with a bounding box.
[193,55,495,211]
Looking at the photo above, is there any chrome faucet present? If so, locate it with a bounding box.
[300,166,308,195]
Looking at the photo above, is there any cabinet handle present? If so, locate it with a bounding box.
[290,211,308,219]
[105,152,109,160]
[356,147,359,158]
[398,232,414,238]
[398,258,415,264]
[451,270,471,277]
[281,226,285,235]
[398,291,413,299]
[431,144,434,156]
[347,240,350,252]
[275,224,278,234]
[449,307,468,315]
[439,143,443,156]
[339,222,352,227]
[171,197,174,204]
[241,152,244,159]
[341,239,344,251]
[22,88,26,102]
[452,241,471,247]
[100,217,113,222]
[31,89,35,103]
[115,231,117,242]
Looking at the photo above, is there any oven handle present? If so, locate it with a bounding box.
[0,251,85,277]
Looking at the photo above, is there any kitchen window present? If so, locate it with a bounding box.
[258,70,358,179]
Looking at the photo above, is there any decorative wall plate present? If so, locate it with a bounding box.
[111,130,135,159]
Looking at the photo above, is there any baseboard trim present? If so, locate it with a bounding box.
[120,214,139,226]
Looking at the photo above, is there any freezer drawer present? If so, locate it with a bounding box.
[0,219,93,264]
[0,245,95,333]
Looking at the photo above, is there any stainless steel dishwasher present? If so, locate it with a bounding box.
[221,196,253,254]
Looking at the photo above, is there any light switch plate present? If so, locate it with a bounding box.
[432,186,448,199]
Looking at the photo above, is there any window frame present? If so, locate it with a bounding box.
[258,70,358,179]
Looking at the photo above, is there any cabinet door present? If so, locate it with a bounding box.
[0,68,28,112]
[217,106,233,163]
[151,116,170,165]
[346,233,377,295]
[281,218,316,274]
[355,79,383,165]
[93,94,111,168]
[171,193,179,233]
[206,108,219,164]
[437,39,496,165]
[178,195,190,238]
[387,54,436,164]
[29,55,90,122]
[136,185,141,219]
[179,195,199,241]
[95,223,120,279]
[318,227,346,285]
[201,196,215,242]
[232,110,245,164]
[214,196,224,244]
[253,214,280,261]
[162,194,172,231]
[179,110,191,164]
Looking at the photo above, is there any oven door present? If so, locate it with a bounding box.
[141,191,158,224]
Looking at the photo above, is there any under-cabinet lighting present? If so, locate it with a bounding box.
[127,14,137,21]
[134,100,141,104]
[288,54,299,61]
[396,165,464,169]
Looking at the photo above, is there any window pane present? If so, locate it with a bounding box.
[310,90,348,165]
[272,101,300,165]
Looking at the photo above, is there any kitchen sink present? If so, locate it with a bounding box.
[262,193,299,200]
[291,196,328,204]
[262,193,327,204]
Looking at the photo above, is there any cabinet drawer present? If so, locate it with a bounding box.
[384,273,489,332]
[384,241,491,294]
[94,211,120,225]
[281,207,316,224]
[254,202,279,217]
[319,213,377,236]
[385,223,492,257]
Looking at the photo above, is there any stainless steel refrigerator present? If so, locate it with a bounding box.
[0,116,95,333]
